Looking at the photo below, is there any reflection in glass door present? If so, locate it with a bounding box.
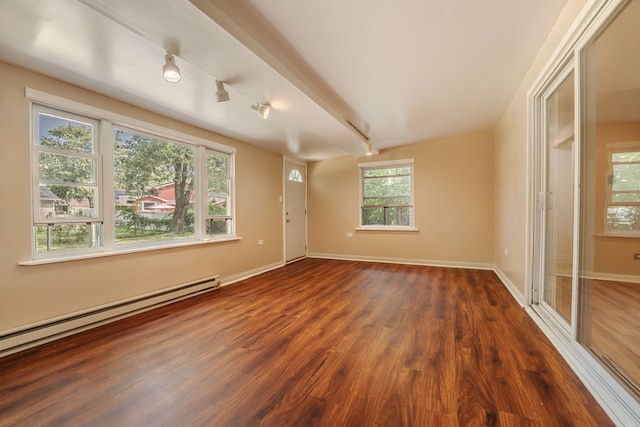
[580,0,640,395]
[541,71,575,327]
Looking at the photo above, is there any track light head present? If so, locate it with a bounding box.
[251,102,270,119]
[215,80,230,102]
[162,53,181,83]
[365,142,374,156]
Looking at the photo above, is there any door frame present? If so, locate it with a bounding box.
[283,157,308,263]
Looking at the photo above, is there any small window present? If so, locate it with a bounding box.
[288,168,303,183]
[205,150,233,237]
[606,144,640,236]
[359,160,414,227]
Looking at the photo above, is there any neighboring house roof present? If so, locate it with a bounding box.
[136,195,168,204]
[39,186,60,201]
[149,182,193,203]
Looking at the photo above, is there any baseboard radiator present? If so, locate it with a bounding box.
[0,275,221,358]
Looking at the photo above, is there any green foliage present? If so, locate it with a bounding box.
[114,130,194,198]
[40,122,93,153]
[114,206,194,244]
[35,224,98,253]
[39,123,96,208]
[114,129,195,235]
[361,166,412,226]
[207,152,228,176]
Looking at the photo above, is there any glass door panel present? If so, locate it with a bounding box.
[580,0,640,395]
[542,71,575,327]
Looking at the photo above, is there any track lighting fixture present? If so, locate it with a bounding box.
[162,52,181,83]
[215,80,230,102]
[251,102,270,119]
[365,142,374,156]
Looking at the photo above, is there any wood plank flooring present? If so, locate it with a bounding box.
[554,275,640,388]
[0,259,614,426]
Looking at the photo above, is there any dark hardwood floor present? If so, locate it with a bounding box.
[0,259,613,426]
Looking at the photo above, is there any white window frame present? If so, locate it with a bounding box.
[32,105,104,255]
[605,142,640,237]
[202,148,235,238]
[26,88,237,264]
[357,159,416,231]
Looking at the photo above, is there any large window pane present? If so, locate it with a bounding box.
[114,128,195,245]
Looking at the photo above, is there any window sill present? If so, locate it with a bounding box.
[595,233,640,239]
[19,236,242,266]
[355,226,419,232]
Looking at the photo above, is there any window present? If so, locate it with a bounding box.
[606,144,640,235]
[33,106,102,253]
[31,97,235,259]
[288,168,303,183]
[205,150,233,236]
[359,160,414,228]
[114,127,196,245]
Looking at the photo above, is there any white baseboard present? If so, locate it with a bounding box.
[586,272,640,284]
[0,276,225,358]
[221,261,285,286]
[491,265,526,306]
[308,252,495,271]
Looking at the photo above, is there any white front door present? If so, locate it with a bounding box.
[285,161,306,262]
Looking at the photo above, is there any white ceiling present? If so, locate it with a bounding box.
[0,0,567,161]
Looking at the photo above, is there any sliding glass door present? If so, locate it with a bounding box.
[531,0,639,418]
[579,0,640,395]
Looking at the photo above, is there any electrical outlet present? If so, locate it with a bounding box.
[634,253,640,260]
[258,240,264,245]
[346,232,353,238]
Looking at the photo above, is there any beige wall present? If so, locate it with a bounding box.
[494,0,589,297]
[308,130,494,266]
[0,61,284,332]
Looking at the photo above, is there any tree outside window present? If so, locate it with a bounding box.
[114,128,195,245]
[360,161,414,227]
[31,101,235,258]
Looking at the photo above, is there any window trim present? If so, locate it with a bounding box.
[25,88,237,264]
[357,159,417,231]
